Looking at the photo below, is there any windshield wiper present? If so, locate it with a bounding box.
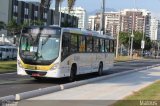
[42,35,51,46]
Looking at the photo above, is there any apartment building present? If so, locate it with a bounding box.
[88,9,151,38]
[61,7,88,29]
[104,12,120,38]
[120,9,151,37]
[150,18,160,41]
[0,0,78,35]
[88,12,120,37]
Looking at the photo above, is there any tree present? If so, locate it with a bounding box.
[40,0,76,25]
[119,31,152,50]
[67,0,76,13]
[20,21,30,29]
[145,37,152,50]
[0,21,6,30]
[119,32,129,47]
[34,20,44,26]
[54,0,76,25]
[7,19,20,36]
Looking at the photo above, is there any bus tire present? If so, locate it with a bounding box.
[98,62,103,76]
[69,64,77,82]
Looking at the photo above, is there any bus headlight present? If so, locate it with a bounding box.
[51,63,59,70]
[18,60,23,68]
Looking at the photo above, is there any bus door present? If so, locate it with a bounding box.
[61,33,71,74]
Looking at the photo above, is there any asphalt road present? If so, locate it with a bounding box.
[0,59,160,97]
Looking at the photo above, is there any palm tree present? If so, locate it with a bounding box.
[0,21,6,31]
[67,0,76,13]
[54,0,76,25]
[40,0,76,25]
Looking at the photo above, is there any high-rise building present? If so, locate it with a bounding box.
[104,12,120,38]
[120,9,151,37]
[88,12,120,37]
[88,14,101,31]
[61,7,88,29]
[150,18,160,41]
[88,9,151,38]
[157,21,160,41]
[88,15,96,31]
[0,0,78,36]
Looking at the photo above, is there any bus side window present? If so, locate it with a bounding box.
[93,37,99,52]
[99,39,105,53]
[105,40,109,52]
[86,36,93,52]
[62,33,70,61]
[110,40,114,53]
[79,36,85,52]
[6,48,8,52]
[70,34,78,53]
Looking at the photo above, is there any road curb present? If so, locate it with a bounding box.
[0,95,15,101]
[15,85,61,100]
[1,64,160,101]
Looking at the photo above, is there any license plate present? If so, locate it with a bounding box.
[31,73,40,77]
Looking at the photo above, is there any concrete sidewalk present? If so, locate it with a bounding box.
[30,67,160,101]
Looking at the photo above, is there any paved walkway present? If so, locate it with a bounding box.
[28,67,160,105]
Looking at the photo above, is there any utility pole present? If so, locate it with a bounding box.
[116,10,121,58]
[59,0,62,27]
[100,0,105,34]
[141,18,145,57]
[130,0,136,58]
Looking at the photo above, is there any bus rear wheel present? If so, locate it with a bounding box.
[98,63,103,76]
[69,64,77,82]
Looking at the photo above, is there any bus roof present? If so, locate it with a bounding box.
[62,28,115,40]
[23,26,115,40]
[0,45,17,49]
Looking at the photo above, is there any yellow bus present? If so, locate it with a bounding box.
[17,26,115,81]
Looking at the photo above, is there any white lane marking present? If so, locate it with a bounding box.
[0,72,16,76]
[0,79,33,85]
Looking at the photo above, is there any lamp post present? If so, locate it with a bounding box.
[130,0,136,58]
[2,34,5,44]
[59,0,62,27]
[157,41,159,57]
[116,10,121,58]
[14,35,16,45]
[141,17,146,57]
[130,32,134,58]
[99,0,105,34]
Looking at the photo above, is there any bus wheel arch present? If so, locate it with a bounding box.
[69,63,77,82]
[98,61,103,76]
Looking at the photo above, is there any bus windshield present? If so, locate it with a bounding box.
[19,27,61,65]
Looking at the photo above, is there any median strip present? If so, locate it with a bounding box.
[0,64,160,102]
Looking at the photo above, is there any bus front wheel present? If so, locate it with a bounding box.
[69,64,77,82]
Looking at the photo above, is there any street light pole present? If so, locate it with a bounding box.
[100,0,105,34]
[130,0,136,58]
[116,10,121,58]
[59,0,62,27]
[130,33,134,58]
[141,17,146,57]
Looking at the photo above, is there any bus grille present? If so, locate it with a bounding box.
[25,70,47,76]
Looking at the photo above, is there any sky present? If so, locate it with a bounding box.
[26,0,160,18]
